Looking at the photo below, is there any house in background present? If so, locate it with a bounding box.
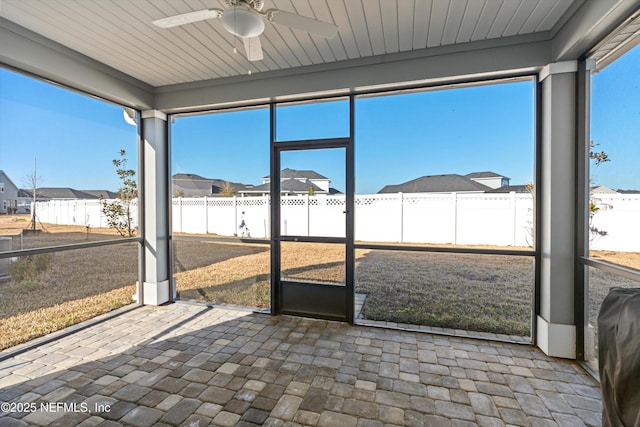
[486,185,531,194]
[590,185,618,194]
[465,172,510,189]
[172,173,253,197]
[378,171,523,194]
[239,168,340,196]
[19,188,118,200]
[0,170,20,214]
[21,188,99,200]
[84,190,118,199]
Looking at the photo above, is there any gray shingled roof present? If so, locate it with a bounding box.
[172,173,252,196]
[465,171,510,179]
[22,188,101,199]
[378,174,491,194]
[84,190,118,199]
[486,185,530,193]
[241,178,324,194]
[263,168,328,180]
[173,173,208,180]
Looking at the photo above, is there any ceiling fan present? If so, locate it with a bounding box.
[152,0,338,62]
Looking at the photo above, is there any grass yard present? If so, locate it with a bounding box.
[174,240,271,307]
[0,215,136,350]
[2,214,639,351]
[355,250,534,336]
[174,241,364,306]
[174,240,535,336]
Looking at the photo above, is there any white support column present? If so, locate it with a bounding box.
[141,110,171,305]
[537,61,578,358]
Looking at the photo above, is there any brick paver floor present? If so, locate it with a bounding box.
[0,303,602,426]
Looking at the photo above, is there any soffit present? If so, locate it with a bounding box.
[590,9,640,70]
[0,0,582,88]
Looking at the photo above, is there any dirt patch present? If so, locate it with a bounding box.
[590,250,640,270]
[0,214,123,250]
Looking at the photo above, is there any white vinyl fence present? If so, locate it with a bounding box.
[34,199,134,230]
[33,193,640,251]
[173,193,535,246]
[590,194,640,252]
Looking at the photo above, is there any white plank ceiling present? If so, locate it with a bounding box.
[0,0,582,87]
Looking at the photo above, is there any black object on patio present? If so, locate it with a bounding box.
[598,287,640,427]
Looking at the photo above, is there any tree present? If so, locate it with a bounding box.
[523,141,611,246]
[588,140,611,242]
[101,150,137,237]
[220,181,235,197]
[22,158,43,232]
[589,140,610,167]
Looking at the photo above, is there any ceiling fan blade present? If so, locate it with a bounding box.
[266,9,338,38]
[243,36,263,61]
[152,9,223,28]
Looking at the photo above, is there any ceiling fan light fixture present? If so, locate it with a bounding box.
[221,5,265,38]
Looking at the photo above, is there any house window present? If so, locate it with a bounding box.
[0,182,4,192]
[2,200,6,210]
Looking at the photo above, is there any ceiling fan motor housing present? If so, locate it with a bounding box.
[225,0,264,10]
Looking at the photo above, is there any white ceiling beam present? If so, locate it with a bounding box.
[552,0,640,61]
[155,35,551,113]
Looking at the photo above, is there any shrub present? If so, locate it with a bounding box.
[9,253,54,282]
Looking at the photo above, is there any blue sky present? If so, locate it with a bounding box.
[172,81,535,194]
[0,71,137,191]
[1,43,639,194]
[591,44,640,190]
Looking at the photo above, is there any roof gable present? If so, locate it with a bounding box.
[0,170,20,192]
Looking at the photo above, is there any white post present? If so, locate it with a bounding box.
[511,191,517,246]
[204,196,208,234]
[306,193,310,236]
[233,195,238,236]
[265,194,270,239]
[452,192,458,244]
[537,61,578,358]
[399,192,404,243]
[140,110,170,305]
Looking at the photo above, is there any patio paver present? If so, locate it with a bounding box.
[0,303,602,426]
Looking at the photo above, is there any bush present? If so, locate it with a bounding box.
[9,253,54,282]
